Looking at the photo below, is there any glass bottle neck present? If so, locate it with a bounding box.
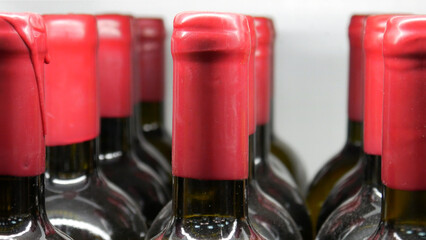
[381,186,426,227]
[362,154,382,188]
[0,175,45,220]
[46,139,97,181]
[255,124,271,162]
[172,176,248,219]
[347,120,363,146]
[137,101,164,134]
[100,117,132,156]
[249,133,255,179]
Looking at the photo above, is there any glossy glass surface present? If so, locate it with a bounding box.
[316,153,366,231]
[256,125,312,240]
[45,139,147,239]
[0,175,72,240]
[148,178,272,240]
[368,188,426,240]
[134,103,172,191]
[99,118,170,227]
[306,121,363,232]
[316,155,382,240]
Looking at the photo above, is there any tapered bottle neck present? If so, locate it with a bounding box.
[172,176,248,219]
[0,175,45,220]
[381,186,426,227]
[362,154,382,188]
[137,102,165,135]
[99,117,132,156]
[46,139,97,182]
[255,123,271,162]
[346,120,363,147]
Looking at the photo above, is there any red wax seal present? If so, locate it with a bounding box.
[363,15,395,155]
[348,15,367,122]
[246,15,257,135]
[0,13,48,176]
[97,14,133,117]
[254,17,274,126]
[44,15,99,146]
[382,16,426,191]
[172,12,251,180]
[133,18,165,102]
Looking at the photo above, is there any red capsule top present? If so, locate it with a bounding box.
[0,13,48,176]
[247,15,257,135]
[348,15,367,122]
[172,12,251,180]
[382,16,426,191]
[97,14,133,117]
[363,15,395,156]
[254,17,274,126]
[133,18,166,102]
[44,15,99,146]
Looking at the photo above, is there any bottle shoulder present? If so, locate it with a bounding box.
[368,222,426,240]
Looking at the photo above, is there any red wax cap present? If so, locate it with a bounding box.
[97,14,133,117]
[172,12,251,180]
[348,15,368,122]
[382,16,426,191]
[363,15,396,155]
[44,15,99,146]
[254,17,274,126]
[247,15,257,134]
[133,18,165,102]
[0,13,48,176]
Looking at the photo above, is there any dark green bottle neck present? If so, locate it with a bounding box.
[100,117,132,156]
[0,175,44,219]
[255,124,271,162]
[138,101,165,134]
[46,139,97,181]
[381,186,426,227]
[347,120,363,147]
[172,176,248,219]
[362,154,382,188]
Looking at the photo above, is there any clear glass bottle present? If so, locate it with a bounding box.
[43,14,147,239]
[0,12,71,240]
[306,15,366,232]
[97,14,170,227]
[367,15,426,240]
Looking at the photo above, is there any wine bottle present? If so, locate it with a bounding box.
[96,14,170,227]
[148,12,282,239]
[42,14,147,239]
[0,13,71,240]
[268,20,308,191]
[367,15,426,240]
[306,15,366,232]
[147,14,303,240]
[132,18,172,190]
[253,17,313,240]
[316,15,396,239]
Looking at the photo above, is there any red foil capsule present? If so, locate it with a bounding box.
[44,15,99,146]
[348,15,367,122]
[382,16,426,191]
[0,13,48,176]
[246,15,257,135]
[363,15,395,156]
[171,12,251,180]
[97,14,133,118]
[133,18,166,102]
[254,17,274,126]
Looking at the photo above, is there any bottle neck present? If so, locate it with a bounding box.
[99,117,131,156]
[249,133,255,180]
[46,139,97,181]
[362,154,382,188]
[172,176,248,219]
[0,175,45,220]
[346,120,363,147]
[255,124,271,162]
[381,186,426,227]
[138,101,164,134]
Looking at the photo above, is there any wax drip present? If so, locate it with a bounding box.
[0,13,49,135]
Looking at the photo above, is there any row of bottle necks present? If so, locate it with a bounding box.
[0,10,425,240]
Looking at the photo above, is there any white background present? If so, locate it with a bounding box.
[2,0,425,181]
